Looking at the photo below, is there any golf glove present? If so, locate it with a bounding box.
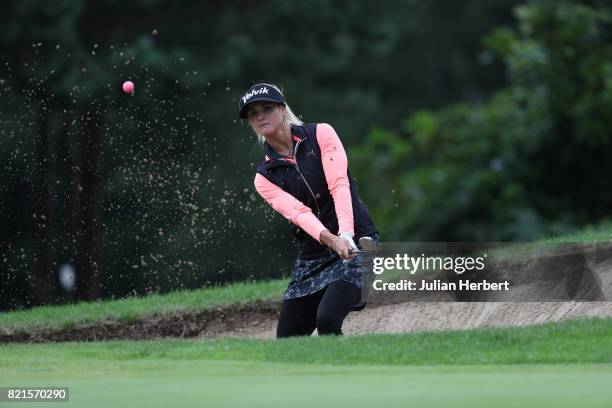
[339,232,358,252]
[339,232,358,264]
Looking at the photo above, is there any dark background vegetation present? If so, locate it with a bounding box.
[2,0,610,310]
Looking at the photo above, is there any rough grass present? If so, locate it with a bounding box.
[1,317,610,366]
[0,279,286,334]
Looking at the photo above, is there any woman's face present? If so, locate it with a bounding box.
[246,102,286,136]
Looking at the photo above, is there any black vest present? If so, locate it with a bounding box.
[256,123,378,258]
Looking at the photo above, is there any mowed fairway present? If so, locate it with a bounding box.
[1,318,611,408]
[1,361,609,408]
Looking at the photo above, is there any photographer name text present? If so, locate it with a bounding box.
[373,279,510,291]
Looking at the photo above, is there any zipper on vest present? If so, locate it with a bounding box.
[293,137,321,217]
[294,134,333,257]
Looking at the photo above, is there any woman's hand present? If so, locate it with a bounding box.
[319,230,356,261]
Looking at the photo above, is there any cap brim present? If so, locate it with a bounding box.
[239,98,286,119]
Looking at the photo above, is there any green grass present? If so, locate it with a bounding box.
[1,228,611,406]
[0,279,286,334]
[2,361,610,408]
[2,317,611,366]
[543,222,612,243]
[1,318,611,407]
[1,362,610,408]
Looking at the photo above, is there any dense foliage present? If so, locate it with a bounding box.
[353,0,612,241]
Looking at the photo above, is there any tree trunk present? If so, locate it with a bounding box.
[33,106,57,306]
[75,107,104,301]
[63,111,79,300]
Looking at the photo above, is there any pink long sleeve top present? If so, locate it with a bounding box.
[253,123,354,243]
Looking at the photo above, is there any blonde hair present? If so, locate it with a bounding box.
[242,82,304,145]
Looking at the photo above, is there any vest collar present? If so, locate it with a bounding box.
[263,132,307,163]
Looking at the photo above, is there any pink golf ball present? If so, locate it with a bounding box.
[122,80,134,94]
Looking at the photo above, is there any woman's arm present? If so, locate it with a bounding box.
[254,173,357,260]
[316,123,354,237]
[254,173,328,243]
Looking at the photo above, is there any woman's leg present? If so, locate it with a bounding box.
[276,288,326,338]
[316,280,362,336]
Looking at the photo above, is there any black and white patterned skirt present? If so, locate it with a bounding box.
[284,233,381,308]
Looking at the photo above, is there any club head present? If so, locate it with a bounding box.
[358,236,379,252]
[343,237,380,263]
[347,236,381,256]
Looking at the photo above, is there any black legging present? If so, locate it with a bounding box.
[276,280,362,338]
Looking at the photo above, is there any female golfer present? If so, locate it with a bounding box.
[239,83,380,338]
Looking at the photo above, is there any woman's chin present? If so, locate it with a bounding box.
[259,126,274,135]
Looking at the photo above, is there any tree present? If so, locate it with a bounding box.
[352,0,612,241]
